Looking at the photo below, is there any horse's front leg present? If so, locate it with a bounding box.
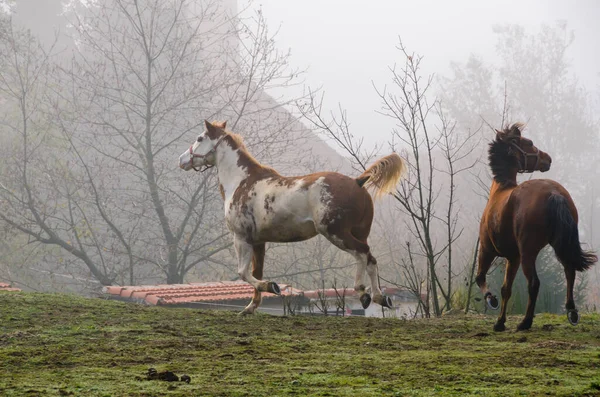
[494,257,520,332]
[234,236,280,297]
[240,244,266,315]
[475,242,500,311]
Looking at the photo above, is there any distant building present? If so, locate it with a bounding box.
[103,281,420,318]
[0,282,21,292]
[300,287,420,318]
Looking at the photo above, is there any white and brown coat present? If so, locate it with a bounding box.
[180,121,406,314]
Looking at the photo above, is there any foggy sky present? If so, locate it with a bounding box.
[247,0,600,149]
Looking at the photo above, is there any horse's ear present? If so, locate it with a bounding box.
[508,123,523,137]
[204,120,213,131]
[212,121,227,129]
[496,127,519,143]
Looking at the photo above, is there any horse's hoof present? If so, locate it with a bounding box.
[381,296,393,309]
[493,322,506,332]
[360,293,372,309]
[266,282,281,295]
[516,318,533,331]
[567,310,579,326]
[486,293,499,310]
[238,309,254,316]
[372,295,392,308]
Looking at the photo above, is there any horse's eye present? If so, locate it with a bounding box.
[197,136,203,142]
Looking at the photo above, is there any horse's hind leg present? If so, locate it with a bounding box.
[322,231,391,310]
[517,252,541,331]
[564,267,579,325]
[494,257,520,332]
[352,250,391,309]
[352,252,369,308]
[240,244,266,315]
[364,253,393,309]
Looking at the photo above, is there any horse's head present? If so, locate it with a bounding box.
[495,123,552,173]
[179,120,227,171]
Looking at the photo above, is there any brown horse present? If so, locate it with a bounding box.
[179,121,406,314]
[477,123,596,331]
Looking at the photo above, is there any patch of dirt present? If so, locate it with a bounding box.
[146,368,191,383]
[534,341,583,350]
[542,324,554,331]
[0,331,33,345]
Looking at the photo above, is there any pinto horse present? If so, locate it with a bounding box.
[179,120,405,314]
[477,123,596,331]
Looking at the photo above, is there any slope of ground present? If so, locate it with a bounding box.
[1,292,599,396]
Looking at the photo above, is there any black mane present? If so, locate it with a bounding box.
[488,138,519,186]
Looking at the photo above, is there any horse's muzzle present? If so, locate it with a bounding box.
[179,150,192,171]
[539,152,552,172]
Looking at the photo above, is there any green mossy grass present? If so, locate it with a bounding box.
[1,292,599,396]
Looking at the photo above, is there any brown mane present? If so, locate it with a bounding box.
[218,127,279,176]
[488,124,520,186]
[208,121,260,165]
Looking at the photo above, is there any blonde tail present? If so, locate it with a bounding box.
[356,153,406,199]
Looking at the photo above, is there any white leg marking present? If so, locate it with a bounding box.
[365,258,383,298]
[241,292,261,314]
[354,253,367,293]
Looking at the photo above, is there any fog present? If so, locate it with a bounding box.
[1,0,599,316]
[251,0,600,149]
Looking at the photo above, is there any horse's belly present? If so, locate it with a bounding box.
[257,217,318,242]
[253,184,320,242]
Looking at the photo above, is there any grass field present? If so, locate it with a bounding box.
[1,292,600,396]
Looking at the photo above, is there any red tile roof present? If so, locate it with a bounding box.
[0,282,21,292]
[103,281,303,306]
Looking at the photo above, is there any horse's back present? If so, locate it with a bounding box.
[509,179,576,248]
[481,178,576,256]
[511,179,575,218]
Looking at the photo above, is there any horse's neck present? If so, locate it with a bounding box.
[215,146,260,202]
[487,178,517,208]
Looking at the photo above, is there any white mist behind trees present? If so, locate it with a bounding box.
[0,0,352,292]
[1,1,598,313]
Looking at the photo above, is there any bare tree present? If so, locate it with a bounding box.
[313,287,330,316]
[331,279,348,316]
[436,104,480,309]
[0,17,119,286]
[300,39,477,316]
[0,0,305,289]
[464,237,480,314]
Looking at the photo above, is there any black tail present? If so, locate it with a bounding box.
[547,194,597,272]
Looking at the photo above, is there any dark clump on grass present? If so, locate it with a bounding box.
[1,292,600,396]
